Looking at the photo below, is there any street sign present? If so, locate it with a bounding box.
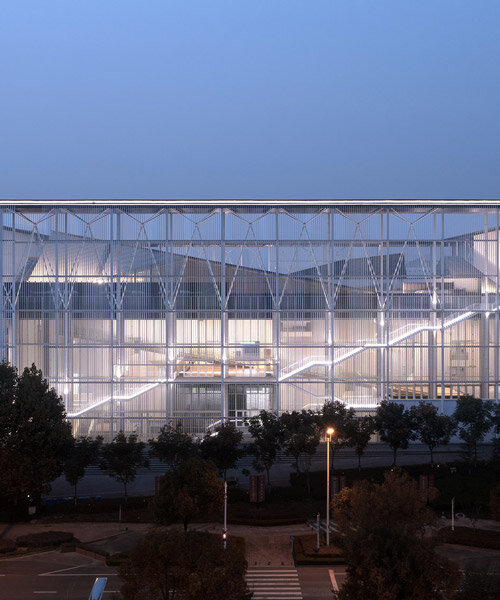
[249,474,265,503]
[88,577,107,600]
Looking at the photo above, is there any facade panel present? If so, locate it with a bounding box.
[1,202,499,440]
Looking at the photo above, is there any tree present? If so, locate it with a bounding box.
[280,410,321,495]
[318,400,356,451]
[0,363,73,512]
[153,457,223,531]
[375,400,415,465]
[452,395,495,469]
[100,431,149,500]
[318,400,356,479]
[247,410,285,490]
[119,530,251,600]
[410,402,455,467]
[149,421,198,469]
[345,415,377,470]
[332,469,460,600]
[199,421,244,481]
[63,436,102,503]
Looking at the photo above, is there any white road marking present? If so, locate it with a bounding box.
[3,551,57,561]
[329,569,339,591]
[39,573,119,577]
[246,568,303,599]
[39,563,96,576]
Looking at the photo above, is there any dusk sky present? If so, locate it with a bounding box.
[1,1,499,200]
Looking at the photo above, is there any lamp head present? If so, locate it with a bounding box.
[326,427,334,436]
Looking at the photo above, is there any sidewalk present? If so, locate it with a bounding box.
[0,520,311,567]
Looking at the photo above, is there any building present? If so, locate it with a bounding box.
[1,200,499,440]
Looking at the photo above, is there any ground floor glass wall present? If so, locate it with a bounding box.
[1,203,499,440]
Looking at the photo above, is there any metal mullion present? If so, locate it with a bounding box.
[109,209,115,439]
[0,208,3,362]
[221,209,226,423]
[496,209,499,403]
[275,208,280,416]
[440,209,445,412]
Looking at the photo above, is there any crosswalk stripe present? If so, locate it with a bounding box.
[246,568,303,600]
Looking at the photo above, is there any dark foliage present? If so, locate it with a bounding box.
[153,457,223,531]
[15,531,74,548]
[119,530,251,600]
[375,400,415,465]
[332,469,460,600]
[0,362,73,513]
[100,431,149,500]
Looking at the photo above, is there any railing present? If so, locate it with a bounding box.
[279,301,496,382]
[68,302,496,417]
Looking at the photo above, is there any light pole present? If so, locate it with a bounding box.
[326,427,334,546]
[223,480,227,550]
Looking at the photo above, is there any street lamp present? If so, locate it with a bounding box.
[223,480,227,550]
[325,427,334,546]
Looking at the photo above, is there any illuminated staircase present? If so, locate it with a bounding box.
[278,302,490,382]
[67,302,492,417]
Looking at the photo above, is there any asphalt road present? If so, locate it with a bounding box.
[0,551,346,600]
[298,565,347,600]
[0,550,120,600]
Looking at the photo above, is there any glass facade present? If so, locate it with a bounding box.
[1,201,499,440]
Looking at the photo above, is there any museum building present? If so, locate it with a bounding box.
[1,200,499,440]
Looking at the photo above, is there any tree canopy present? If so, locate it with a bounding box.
[280,410,320,494]
[63,436,103,502]
[345,415,376,470]
[119,530,251,600]
[247,410,285,489]
[199,421,244,481]
[452,395,495,468]
[375,400,414,465]
[332,469,460,600]
[410,402,455,466]
[100,431,149,499]
[153,457,223,531]
[0,362,73,511]
[319,400,356,451]
[149,421,198,468]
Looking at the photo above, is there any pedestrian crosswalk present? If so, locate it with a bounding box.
[246,568,303,599]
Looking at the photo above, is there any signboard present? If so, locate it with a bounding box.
[249,474,265,503]
[88,577,107,600]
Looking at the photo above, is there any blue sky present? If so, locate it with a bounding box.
[1,1,499,200]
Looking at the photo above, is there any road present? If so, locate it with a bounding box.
[0,550,345,600]
[298,565,347,600]
[0,550,120,599]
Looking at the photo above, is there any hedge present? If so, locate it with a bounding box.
[15,531,74,548]
[0,538,16,554]
[293,534,345,566]
[438,526,500,550]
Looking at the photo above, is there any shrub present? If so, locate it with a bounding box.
[0,538,16,553]
[15,531,74,548]
[438,526,500,550]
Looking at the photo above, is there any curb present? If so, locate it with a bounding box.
[75,546,107,562]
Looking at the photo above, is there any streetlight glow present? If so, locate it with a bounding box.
[326,427,334,546]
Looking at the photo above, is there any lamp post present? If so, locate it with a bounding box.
[223,480,227,550]
[325,427,334,546]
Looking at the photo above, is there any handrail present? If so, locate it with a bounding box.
[279,302,496,382]
[67,302,496,417]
